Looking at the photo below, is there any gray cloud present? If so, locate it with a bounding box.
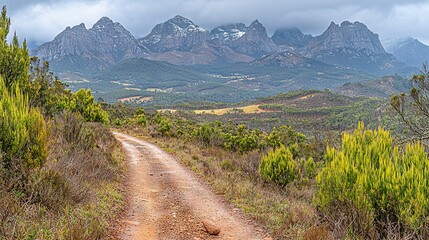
[3,0,429,47]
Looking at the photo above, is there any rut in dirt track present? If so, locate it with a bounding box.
[113,132,269,240]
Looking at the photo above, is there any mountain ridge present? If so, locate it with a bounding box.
[33,15,412,76]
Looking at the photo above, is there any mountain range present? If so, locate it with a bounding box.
[33,15,416,75]
[30,15,424,103]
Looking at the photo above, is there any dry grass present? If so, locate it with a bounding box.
[0,113,126,239]
[193,104,270,115]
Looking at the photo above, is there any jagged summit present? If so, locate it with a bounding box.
[169,15,196,28]
[71,23,86,30]
[314,21,386,55]
[93,17,114,28]
[139,15,208,53]
[33,17,147,71]
[249,20,263,28]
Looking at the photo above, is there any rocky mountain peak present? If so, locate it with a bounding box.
[33,17,147,71]
[249,20,262,28]
[227,20,277,57]
[169,15,196,28]
[71,23,87,31]
[139,15,209,53]
[209,23,247,45]
[312,20,386,55]
[93,16,114,28]
[248,20,266,33]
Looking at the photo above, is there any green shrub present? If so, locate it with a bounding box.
[258,145,297,186]
[65,89,109,124]
[0,77,47,172]
[158,117,172,136]
[315,122,429,236]
[135,114,147,127]
[303,157,316,178]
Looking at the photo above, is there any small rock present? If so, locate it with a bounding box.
[202,219,221,235]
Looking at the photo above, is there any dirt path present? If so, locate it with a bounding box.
[113,132,269,240]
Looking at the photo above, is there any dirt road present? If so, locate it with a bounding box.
[113,132,269,240]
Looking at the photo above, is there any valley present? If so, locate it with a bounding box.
[3,2,429,240]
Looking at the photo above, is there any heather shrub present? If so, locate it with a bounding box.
[259,144,297,186]
[0,77,47,173]
[315,122,429,237]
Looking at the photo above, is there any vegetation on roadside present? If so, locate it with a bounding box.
[107,66,429,239]
[0,7,123,239]
[316,122,429,238]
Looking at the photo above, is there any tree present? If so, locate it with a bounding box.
[28,57,70,116]
[391,64,429,146]
[65,88,109,124]
[0,6,30,91]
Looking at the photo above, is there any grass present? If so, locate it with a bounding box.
[0,113,126,240]
[193,104,270,115]
[158,104,273,116]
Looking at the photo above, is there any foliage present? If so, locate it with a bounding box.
[0,6,29,91]
[315,122,429,237]
[265,125,306,148]
[303,157,316,178]
[28,57,70,116]
[259,145,297,186]
[65,88,109,124]
[0,77,47,172]
[153,112,172,136]
[391,65,429,146]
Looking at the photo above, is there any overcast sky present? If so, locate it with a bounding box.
[3,0,429,47]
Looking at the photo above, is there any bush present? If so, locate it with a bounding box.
[0,77,47,172]
[258,145,297,186]
[65,89,109,124]
[315,122,429,237]
[303,157,316,178]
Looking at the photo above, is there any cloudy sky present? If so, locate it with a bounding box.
[3,0,429,47]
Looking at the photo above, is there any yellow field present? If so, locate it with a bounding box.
[194,104,267,115]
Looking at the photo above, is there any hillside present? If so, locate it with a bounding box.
[161,90,383,133]
[335,75,410,98]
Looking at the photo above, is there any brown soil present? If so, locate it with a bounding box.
[113,132,270,240]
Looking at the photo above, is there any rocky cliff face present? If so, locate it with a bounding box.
[226,20,277,57]
[33,17,147,71]
[90,17,147,61]
[139,15,209,53]
[306,21,386,55]
[299,21,405,74]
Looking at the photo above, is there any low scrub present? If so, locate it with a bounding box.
[315,122,429,238]
[0,112,125,239]
[259,145,297,186]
